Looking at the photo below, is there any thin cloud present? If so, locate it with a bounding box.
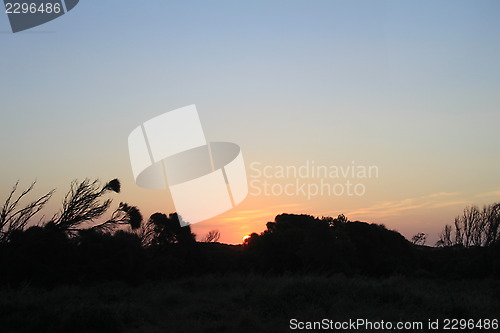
[429,200,470,209]
[347,192,461,218]
[476,190,500,198]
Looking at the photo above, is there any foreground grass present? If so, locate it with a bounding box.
[1,275,499,333]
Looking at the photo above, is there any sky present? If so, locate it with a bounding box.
[1,0,499,244]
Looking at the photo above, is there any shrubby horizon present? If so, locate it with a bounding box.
[0,178,499,287]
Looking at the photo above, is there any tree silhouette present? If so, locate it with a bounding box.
[51,178,142,233]
[436,225,453,247]
[483,203,500,246]
[437,203,500,247]
[147,212,196,246]
[91,203,142,232]
[243,213,414,275]
[411,232,427,246]
[201,230,220,243]
[0,181,54,243]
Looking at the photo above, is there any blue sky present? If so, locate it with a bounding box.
[1,1,499,243]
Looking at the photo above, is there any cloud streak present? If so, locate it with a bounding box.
[476,190,500,198]
[346,192,463,219]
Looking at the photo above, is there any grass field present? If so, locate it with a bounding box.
[1,275,500,333]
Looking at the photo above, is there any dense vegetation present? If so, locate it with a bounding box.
[1,179,499,288]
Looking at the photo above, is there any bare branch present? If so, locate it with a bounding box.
[91,202,142,232]
[0,181,54,242]
[202,230,221,243]
[53,179,115,230]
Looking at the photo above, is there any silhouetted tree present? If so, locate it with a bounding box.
[134,220,156,247]
[483,203,500,246]
[436,225,453,247]
[411,232,427,246]
[148,212,196,246]
[91,203,142,232]
[0,181,54,243]
[52,178,141,233]
[202,230,220,243]
[437,203,500,247]
[245,213,414,275]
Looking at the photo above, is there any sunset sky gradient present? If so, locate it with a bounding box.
[1,0,499,244]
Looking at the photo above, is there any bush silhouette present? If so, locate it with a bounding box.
[245,214,415,276]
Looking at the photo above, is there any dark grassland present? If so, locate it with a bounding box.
[1,275,499,333]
